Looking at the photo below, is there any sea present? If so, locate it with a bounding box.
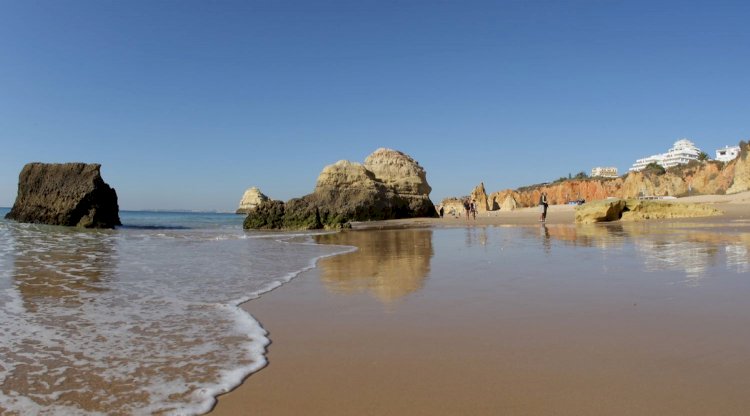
[0,209,352,415]
[2,209,750,415]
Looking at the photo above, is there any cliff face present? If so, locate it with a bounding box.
[6,163,121,228]
[727,143,750,194]
[487,154,748,209]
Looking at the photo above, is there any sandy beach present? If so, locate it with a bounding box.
[210,193,750,416]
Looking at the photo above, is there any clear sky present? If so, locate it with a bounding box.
[1,0,748,211]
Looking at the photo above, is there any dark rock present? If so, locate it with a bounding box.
[5,163,121,228]
[242,200,285,230]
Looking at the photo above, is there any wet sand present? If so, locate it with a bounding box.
[210,194,750,415]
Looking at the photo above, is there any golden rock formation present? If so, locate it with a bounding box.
[470,182,489,212]
[575,199,722,224]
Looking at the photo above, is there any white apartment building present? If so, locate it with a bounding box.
[660,139,702,168]
[630,155,664,172]
[715,145,741,162]
[591,167,619,178]
[630,139,703,172]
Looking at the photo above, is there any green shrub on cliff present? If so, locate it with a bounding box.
[643,162,666,176]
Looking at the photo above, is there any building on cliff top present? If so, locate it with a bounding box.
[715,145,741,162]
[630,139,702,172]
[591,167,619,178]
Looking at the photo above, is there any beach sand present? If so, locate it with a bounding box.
[210,193,750,415]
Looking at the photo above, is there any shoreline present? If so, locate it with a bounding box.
[351,191,750,230]
[209,192,750,415]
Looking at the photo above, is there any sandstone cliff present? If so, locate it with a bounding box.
[236,187,269,214]
[6,163,121,228]
[244,149,436,230]
[727,142,750,194]
[485,150,748,209]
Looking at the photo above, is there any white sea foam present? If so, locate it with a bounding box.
[0,216,352,415]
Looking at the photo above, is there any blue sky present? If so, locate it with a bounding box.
[1,0,748,211]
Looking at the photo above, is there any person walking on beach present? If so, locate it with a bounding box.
[539,192,548,222]
[463,199,470,220]
[470,199,477,220]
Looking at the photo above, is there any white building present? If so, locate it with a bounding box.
[660,139,702,168]
[591,167,619,178]
[630,155,664,172]
[715,145,741,162]
[630,139,703,172]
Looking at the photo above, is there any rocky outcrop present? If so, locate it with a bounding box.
[470,182,489,212]
[500,195,518,211]
[364,148,431,195]
[575,199,721,224]
[620,200,721,221]
[236,187,269,214]
[727,143,750,194]
[575,199,628,224]
[438,198,466,217]
[5,163,120,228]
[244,149,436,230]
[241,199,286,229]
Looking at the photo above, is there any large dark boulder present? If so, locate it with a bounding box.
[5,163,121,228]
[243,149,437,230]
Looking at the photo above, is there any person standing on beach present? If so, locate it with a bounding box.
[470,199,477,220]
[539,192,548,222]
[463,199,470,220]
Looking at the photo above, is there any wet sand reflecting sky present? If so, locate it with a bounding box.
[267,222,750,415]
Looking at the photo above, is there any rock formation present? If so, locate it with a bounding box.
[244,149,436,230]
[364,149,432,198]
[620,200,722,221]
[439,198,466,217]
[470,182,489,212]
[500,195,517,211]
[236,187,269,214]
[727,143,749,194]
[575,199,721,224]
[5,163,121,228]
[574,199,628,224]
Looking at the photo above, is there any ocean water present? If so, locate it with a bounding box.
[0,209,352,415]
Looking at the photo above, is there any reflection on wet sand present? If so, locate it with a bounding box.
[534,222,750,285]
[9,225,116,312]
[314,229,433,303]
[1,225,120,413]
